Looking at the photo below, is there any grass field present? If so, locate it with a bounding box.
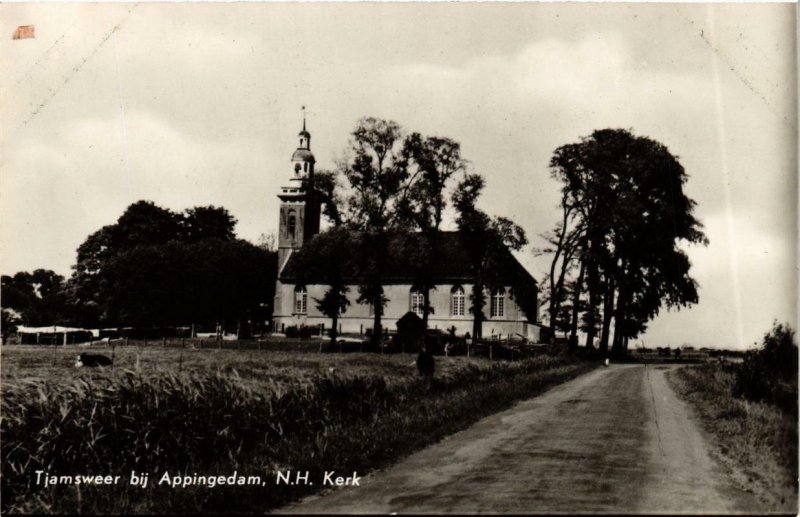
[1,343,595,514]
[668,364,798,513]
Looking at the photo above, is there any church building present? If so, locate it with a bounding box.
[272,121,541,341]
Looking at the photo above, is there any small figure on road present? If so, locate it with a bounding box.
[417,344,435,378]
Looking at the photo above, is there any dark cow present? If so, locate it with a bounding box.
[75,353,113,368]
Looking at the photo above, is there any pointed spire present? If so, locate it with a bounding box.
[302,105,306,132]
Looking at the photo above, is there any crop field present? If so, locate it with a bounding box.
[2,343,436,387]
[1,343,594,514]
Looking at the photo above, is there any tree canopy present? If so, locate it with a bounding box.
[452,173,529,339]
[543,128,707,353]
[1,270,71,328]
[315,117,531,343]
[58,200,275,328]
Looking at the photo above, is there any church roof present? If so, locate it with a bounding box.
[280,230,538,289]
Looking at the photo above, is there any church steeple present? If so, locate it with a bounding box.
[292,107,315,179]
[277,111,321,273]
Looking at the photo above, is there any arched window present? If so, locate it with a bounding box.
[410,289,424,317]
[294,285,307,314]
[287,211,296,240]
[490,288,505,318]
[451,286,465,316]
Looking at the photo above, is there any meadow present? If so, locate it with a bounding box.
[1,343,594,514]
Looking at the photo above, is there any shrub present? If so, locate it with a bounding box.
[733,322,798,415]
[284,325,315,339]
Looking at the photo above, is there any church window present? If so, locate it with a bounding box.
[490,288,505,318]
[410,289,424,317]
[287,212,297,240]
[294,285,307,314]
[451,286,465,316]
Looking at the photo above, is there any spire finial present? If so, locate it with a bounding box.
[302,105,306,131]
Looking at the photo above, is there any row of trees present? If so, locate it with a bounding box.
[297,117,531,347]
[540,129,707,355]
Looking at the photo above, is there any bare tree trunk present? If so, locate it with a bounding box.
[568,259,586,351]
[599,277,615,354]
[583,251,599,350]
[611,286,629,357]
[547,205,580,346]
[330,311,339,349]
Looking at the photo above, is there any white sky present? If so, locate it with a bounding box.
[1,3,796,349]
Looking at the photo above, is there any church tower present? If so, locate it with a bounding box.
[277,115,320,273]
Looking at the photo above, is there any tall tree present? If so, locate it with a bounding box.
[337,117,408,346]
[396,133,464,328]
[547,129,708,355]
[452,174,528,340]
[536,192,585,347]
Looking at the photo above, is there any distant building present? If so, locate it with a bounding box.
[271,121,540,341]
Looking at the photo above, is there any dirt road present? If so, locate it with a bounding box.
[277,364,763,514]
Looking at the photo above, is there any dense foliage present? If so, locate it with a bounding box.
[1,271,72,338]
[543,129,707,353]
[733,322,798,415]
[1,201,276,330]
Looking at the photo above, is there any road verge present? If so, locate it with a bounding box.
[667,364,797,513]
